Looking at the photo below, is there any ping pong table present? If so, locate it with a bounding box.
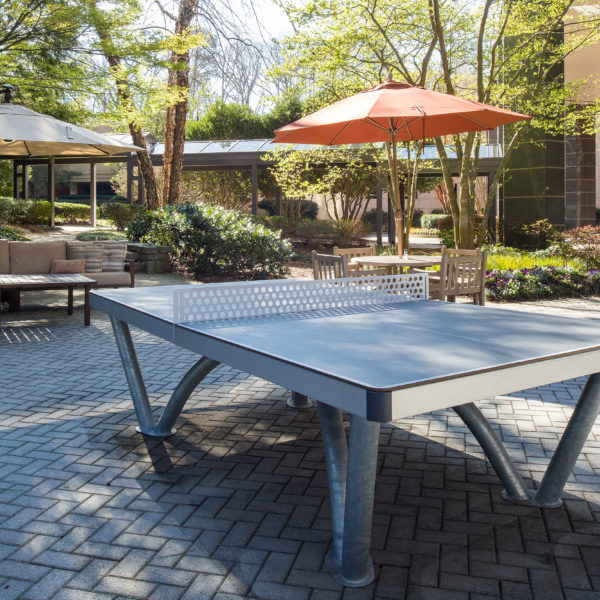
[90,274,600,587]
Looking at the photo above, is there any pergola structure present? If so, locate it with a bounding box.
[13,139,504,245]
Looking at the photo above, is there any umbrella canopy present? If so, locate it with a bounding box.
[273,79,529,145]
[273,78,529,253]
[0,103,143,157]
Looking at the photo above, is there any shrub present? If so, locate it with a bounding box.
[258,198,319,220]
[486,266,587,301]
[55,202,97,223]
[412,209,424,228]
[127,210,155,241]
[296,219,336,238]
[128,203,292,279]
[520,219,558,250]
[332,220,365,246]
[0,197,52,225]
[101,202,145,230]
[0,225,29,240]
[260,216,299,238]
[421,213,447,229]
[562,226,600,270]
[362,209,388,231]
[76,230,129,241]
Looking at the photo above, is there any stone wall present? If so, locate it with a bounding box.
[126,243,171,274]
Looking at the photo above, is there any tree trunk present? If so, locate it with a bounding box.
[162,0,198,206]
[93,20,161,209]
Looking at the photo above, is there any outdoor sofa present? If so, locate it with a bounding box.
[0,239,134,315]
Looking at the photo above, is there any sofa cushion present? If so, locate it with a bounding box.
[67,242,102,273]
[51,258,86,274]
[10,241,66,274]
[84,271,131,287]
[0,239,9,274]
[99,241,127,272]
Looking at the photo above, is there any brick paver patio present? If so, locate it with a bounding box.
[2,290,600,599]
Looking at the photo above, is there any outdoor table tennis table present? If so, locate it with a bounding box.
[90,274,600,587]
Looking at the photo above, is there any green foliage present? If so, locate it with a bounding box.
[127,204,292,279]
[520,219,559,250]
[363,209,388,231]
[0,197,52,225]
[296,219,336,238]
[258,198,319,220]
[486,267,590,301]
[187,96,305,141]
[0,225,29,241]
[75,230,129,241]
[562,226,600,270]
[54,202,95,223]
[420,214,446,230]
[101,202,145,230]
[257,216,300,238]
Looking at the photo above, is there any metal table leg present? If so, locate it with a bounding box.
[454,402,530,503]
[534,372,600,507]
[111,317,219,437]
[318,402,379,587]
[455,375,600,508]
[288,391,314,409]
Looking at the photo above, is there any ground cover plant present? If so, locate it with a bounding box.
[0,225,29,241]
[128,203,292,280]
[75,230,129,241]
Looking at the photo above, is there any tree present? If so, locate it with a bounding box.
[158,0,203,206]
[265,146,380,221]
[276,0,600,248]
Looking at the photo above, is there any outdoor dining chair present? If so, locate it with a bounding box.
[435,248,488,305]
[311,250,387,280]
[332,245,376,270]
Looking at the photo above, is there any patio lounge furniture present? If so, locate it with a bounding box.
[0,239,135,321]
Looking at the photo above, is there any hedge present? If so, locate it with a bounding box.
[127,203,292,279]
[0,197,98,225]
[420,213,447,229]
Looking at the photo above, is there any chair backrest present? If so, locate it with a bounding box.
[439,251,487,305]
[332,246,375,259]
[441,245,481,257]
[312,250,349,279]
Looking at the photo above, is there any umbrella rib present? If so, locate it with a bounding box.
[89,144,111,156]
[330,120,359,145]
[457,113,492,129]
[364,117,394,135]
[23,141,32,157]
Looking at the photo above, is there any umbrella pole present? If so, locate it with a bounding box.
[391,137,404,256]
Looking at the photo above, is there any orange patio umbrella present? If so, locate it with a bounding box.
[273,78,529,252]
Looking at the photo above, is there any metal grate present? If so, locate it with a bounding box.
[173,274,428,324]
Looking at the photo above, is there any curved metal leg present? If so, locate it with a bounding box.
[534,372,600,507]
[318,404,379,587]
[317,402,347,572]
[453,402,530,502]
[111,317,220,437]
[288,391,314,409]
[152,356,220,436]
[340,414,379,587]
[111,317,156,434]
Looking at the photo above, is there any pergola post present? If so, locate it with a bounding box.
[90,161,97,227]
[127,155,134,203]
[13,162,19,199]
[251,164,259,215]
[48,157,55,227]
[23,164,29,201]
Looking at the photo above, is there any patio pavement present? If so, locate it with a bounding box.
[2,276,600,599]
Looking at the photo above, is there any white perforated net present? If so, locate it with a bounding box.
[173,274,428,324]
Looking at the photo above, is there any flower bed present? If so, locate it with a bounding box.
[485,266,600,301]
